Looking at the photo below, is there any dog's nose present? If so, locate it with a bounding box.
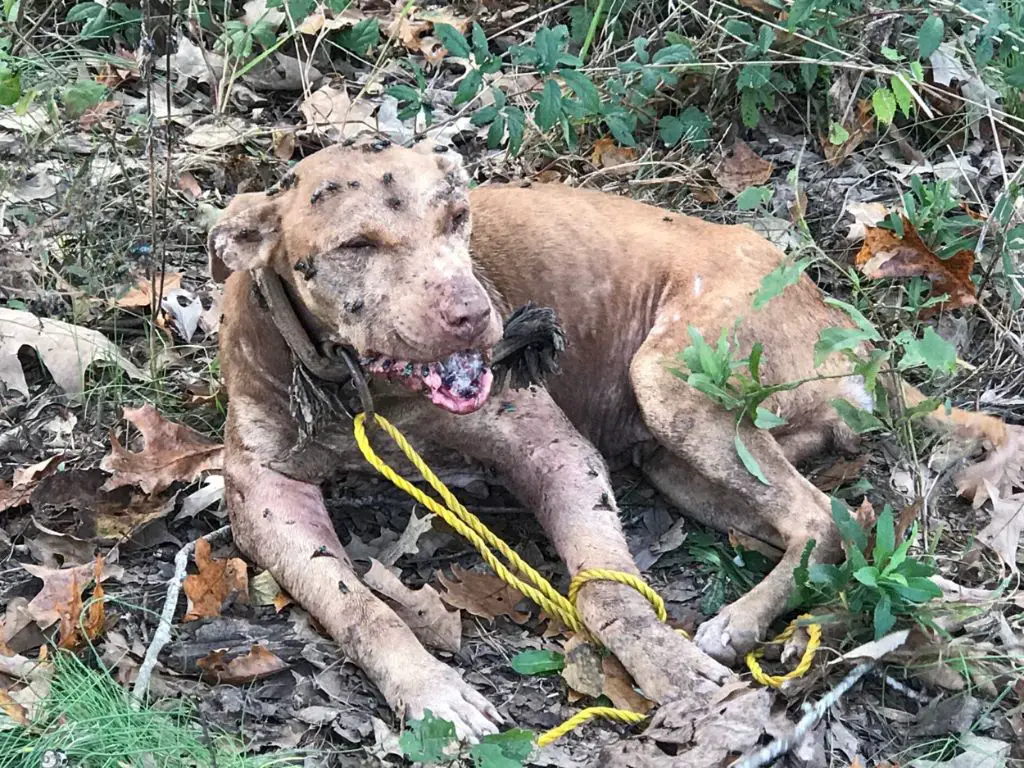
[439,279,491,342]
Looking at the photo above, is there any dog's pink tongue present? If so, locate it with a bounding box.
[423,352,492,415]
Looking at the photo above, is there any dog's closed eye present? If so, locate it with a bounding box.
[448,208,469,234]
[341,235,376,249]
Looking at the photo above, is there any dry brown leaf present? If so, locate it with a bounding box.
[57,556,107,649]
[389,9,470,65]
[737,0,778,15]
[590,137,637,169]
[0,455,66,514]
[0,688,29,727]
[561,633,603,698]
[855,218,977,312]
[975,482,1024,573]
[31,467,172,544]
[182,538,249,622]
[821,100,875,167]
[1,308,147,399]
[956,424,1024,507]
[22,558,121,628]
[115,273,184,309]
[364,559,461,652]
[812,454,869,492]
[712,140,773,196]
[601,654,653,714]
[101,405,223,496]
[95,48,139,89]
[177,173,202,200]
[300,84,376,143]
[250,569,293,612]
[78,100,120,130]
[436,565,529,624]
[272,129,296,161]
[197,644,288,684]
[845,201,890,243]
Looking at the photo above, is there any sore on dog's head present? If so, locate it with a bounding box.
[208,141,503,415]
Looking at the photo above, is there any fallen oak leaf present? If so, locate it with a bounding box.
[0,688,29,727]
[57,556,107,649]
[22,558,122,628]
[183,538,249,621]
[855,217,976,312]
[197,644,288,684]
[845,201,889,243]
[0,454,67,515]
[436,565,529,624]
[560,633,603,698]
[388,9,470,66]
[821,99,875,168]
[811,454,869,492]
[101,404,223,495]
[712,140,773,196]
[590,137,637,170]
[956,424,1024,508]
[0,308,147,400]
[602,654,654,715]
[249,569,292,613]
[975,481,1024,573]
[31,468,173,544]
[364,559,461,652]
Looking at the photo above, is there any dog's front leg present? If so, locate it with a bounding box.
[431,389,734,705]
[224,448,501,740]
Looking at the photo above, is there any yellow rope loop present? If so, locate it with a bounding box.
[536,707,648,748]
[353,413,583,631]
[568,569,668,623]
[351,411,818,746]
[745,614,822,688]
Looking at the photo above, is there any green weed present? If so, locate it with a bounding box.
[0,651,297,768]
[791,500,942,639]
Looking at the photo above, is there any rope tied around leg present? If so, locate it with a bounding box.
[351,411,821,746]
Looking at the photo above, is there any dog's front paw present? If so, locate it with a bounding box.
[694,609,765,666]
[394,661,504,743]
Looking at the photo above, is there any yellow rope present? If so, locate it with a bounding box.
[536,707,648,747]
[351,412,820,744]
[745,614,822,688]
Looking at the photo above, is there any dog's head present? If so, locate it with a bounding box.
[208,141,503,415]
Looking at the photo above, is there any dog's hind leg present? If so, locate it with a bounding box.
[224,446,502,741]
[629,327,843,666]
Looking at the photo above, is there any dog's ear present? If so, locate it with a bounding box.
[207,194,282,282]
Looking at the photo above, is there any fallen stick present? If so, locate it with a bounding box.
[132,525,232,703]
[732,661,875,768]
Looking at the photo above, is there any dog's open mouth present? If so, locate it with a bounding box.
[359,350,493,415]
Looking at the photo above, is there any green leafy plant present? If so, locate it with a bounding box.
[791,500,942,638]
[687,530,774,615]
[400,711,536,768]
[386,59,434,124]
[668,324,804,484]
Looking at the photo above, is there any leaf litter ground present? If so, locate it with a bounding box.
[1,2,1024,766]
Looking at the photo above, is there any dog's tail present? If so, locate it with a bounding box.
[881,375,1023,504]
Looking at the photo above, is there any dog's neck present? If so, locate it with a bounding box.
[251,268,356,385]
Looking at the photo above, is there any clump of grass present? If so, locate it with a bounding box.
[0,651,298,768]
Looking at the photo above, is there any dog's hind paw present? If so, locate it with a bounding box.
[394,663,504,743]
[694,610,764,667]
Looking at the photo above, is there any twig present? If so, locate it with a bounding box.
[731,662,875,768]
[132,525,232,703]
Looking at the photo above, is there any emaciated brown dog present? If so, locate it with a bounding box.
[209,140,1007,739]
